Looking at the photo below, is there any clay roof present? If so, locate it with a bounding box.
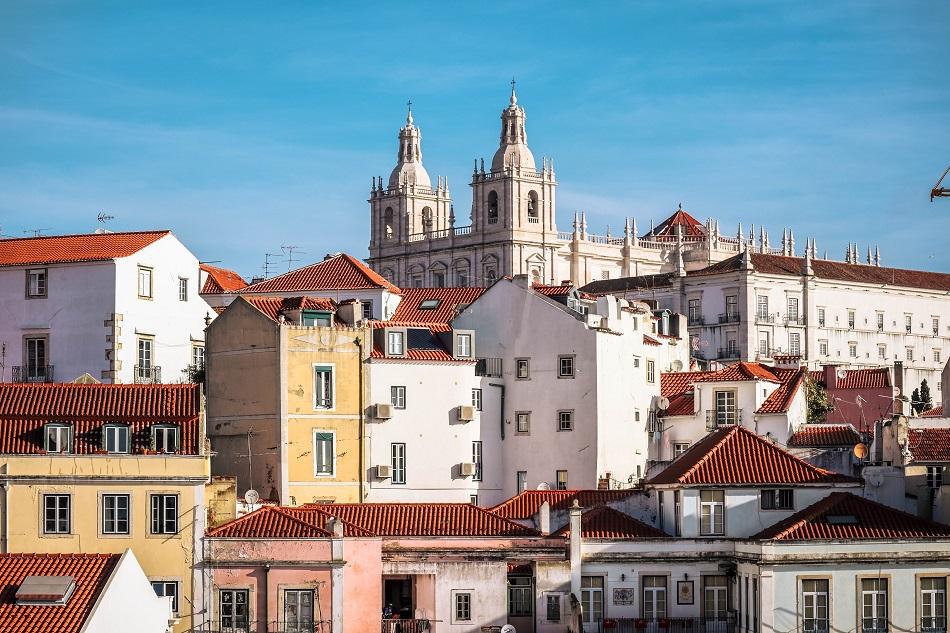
[757,368,807,414]
[753,492,950,540]
[0,384,201,455]
[0,553,119,633]
[305,503,538,537]
[241,296,337,322]
[552,506,666,539]
[200,263,247,294]
[663,393,695,417]
[206,506,331,538]
[921,405,945,418]
[369,327,467,363]
[490,489,642,520]
[647,425,861,486]
[0,231,169,267]
[907,428,950,463]
[644,207,705,240]
[579,272,676,296]
[532,282,574,297]
[809,367,891,390]
[388,287,486,329]
[239,253,400,294]
[695,252,950,292]
[787,424,862,448]
[660,371,715,398]
[659,365,802,416]
[696,361,780,383]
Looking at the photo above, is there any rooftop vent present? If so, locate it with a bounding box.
[15,575,76,605]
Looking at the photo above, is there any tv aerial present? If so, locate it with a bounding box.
[97,212,115,223]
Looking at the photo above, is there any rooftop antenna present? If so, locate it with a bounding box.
[263,252,282,279]
[281,244,306,271]
[931,165,950,201]
[23,228,50,237]
[97,212,115,224]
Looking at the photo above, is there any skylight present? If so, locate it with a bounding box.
[15,575,76,605]
[419,299,442,310]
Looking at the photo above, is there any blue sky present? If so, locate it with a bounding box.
[1,1,948,278]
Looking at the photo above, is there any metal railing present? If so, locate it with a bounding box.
[475,358,503,378]
[192,621,332,633]
[921,616,947,633]
[381,619,436,633]
[785,315,806,326]
[718,347,740,359]
[755,313,775,323]
[134,365,162,384]
[706,409,742,430]
[718,313,740,324]
[609,617,736,633]
[688,317,705,326]
[11,365,54,383]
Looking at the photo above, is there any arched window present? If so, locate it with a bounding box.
[485,267,497,285]
[531,268,541,283]
[487,191,499,224]
[527,191,539,222]
[422,207,433,233]
[384,207,394,239]
[454,261,471,287]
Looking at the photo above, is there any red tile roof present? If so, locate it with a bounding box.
[239,253,400,294]
[696,361,780,383]
[241,296,337,322]
[0,553,119,633]
[644,207,705,240]
[205,506,331,538]
[388,287,486,328]
[809,367,891,390]
[532,282,574,297]
[756,368,807,414]
[663,393,695,417]
[369,325,472,363]
[753,492,950,540]
[552,506,666,539]
[696,253,950,292]
[908,428,950,463]
[647,425,861,486]
[643,335,662,346]
[921,405,944,418]
[200,263,248,294]
[0,384,202,455]
[660,371,715,398]
[787,424,862,448]
[490,490,642,520]
[305,503,539,537]
[0,231,169,267]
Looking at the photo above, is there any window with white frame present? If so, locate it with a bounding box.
[646,359,655,383]
[787,297,799,322]
[102,494,130,535]
[759,332,769,356]
[516,471,527,493]
[927,466,943,489]
[819,340,828,356]
[907,348,914,362]
[556,470,568,490]
[906,315,913,333]
[219,589,249,632]
[387,331,404,355]
[391,443,406,484]
[43,494,70,534]
[283,589,314,632]
[789,332,801,356]
[178,277,188,302]
[25,336,48,380]
[472,441,482,481]
[848,310,856,329]
[314,432,334,476]
[714,391,737,426]
[935,350,942,364]
[877,312,885,331]
[817,307,826,326]
[558,410,573,431]
[688,298,702,324]
[516,358,530,379]
[150,494,178,534]
[760,488,793,510]
[934,317,941,336]
[516,412,530,434]
[700,489,725,535]
[642,575,667,619]
[152,425,179,453]
[801,579,829,633]
[849,343,857,358]
[390,385,406,409]
[725,294,738,319]
[137,337,153,371]
[152,581,179,615]
[191,345,205,369]
[545,593,562,622]
[673,442,690,458]
[861,578,888,633]
[44,423,72,453]
[878,344,887,360]
[314,365,333,409]
[454,591,472,622]
[704,575,729,620]
[471,388,482,411]
[103,424,130,453]
[456,333,472,358]
[27,268,47,298]
[921,577,946,633]
[361,300,373,320]
[137,266,153,298]
[756,295,769,319]
[559,355,575,378]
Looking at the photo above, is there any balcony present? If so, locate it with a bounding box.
[609,617,736,633]
[687,317,705,327]
[11,365,54,383]
[717,347,740,359]
[784,315,806,326]
[718,312,740,324]
[706,409,742,431]
[382,620,438,633]
[755,313,775,324]
[133,365,162,384]
[475,357,503,378]
[921,617,947,633]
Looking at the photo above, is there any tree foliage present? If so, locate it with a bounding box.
[913,379,933,414]
[805,377,835,423]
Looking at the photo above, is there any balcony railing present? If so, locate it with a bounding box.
[610,617,736,633]
[688,317,705,326]
[133,365,162,384]
[381,619,437,633]
[706,409,742,431]
[921,616,947,633]
[718,347,740,359]
[718,312,740,324]
[11,365,54,383]
[755,313,775,323]
[475,357,503,378]
[785,315,806,326]
[194,620,332,633]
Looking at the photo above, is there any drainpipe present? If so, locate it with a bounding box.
[263,563,270,630]
[489,382,506,440]
[1,480,8,553]
[355,335,366,501]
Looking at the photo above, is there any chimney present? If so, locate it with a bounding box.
[893,361,905,416]
[823,364,838,390]
[569,500,582,599]
[539,501,551,536]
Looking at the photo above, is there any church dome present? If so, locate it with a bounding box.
[388,107,432,189]
[388,161,431,189]
[490,85,536,172]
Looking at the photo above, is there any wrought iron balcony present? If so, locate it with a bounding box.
[475,357,503,378]
[718,347,740,359]
[382,620,437,633]
[920,616,947,633]
[784,315,806,326]
[718,312,741,324]
[755,313,775,323]
[609,617,736,633]
[133,365,162,384]
[687,317,705,326]
[706,409,742,431]
[11,365,54,383]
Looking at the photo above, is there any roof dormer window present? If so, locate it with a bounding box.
[44,424,72,454]
[387,330,405,356]
[151,424,180,454]
[419,299,442,310]
[103,424,130,454]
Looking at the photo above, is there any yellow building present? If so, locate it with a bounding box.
[206,296,369,505]
[0,382,211,633]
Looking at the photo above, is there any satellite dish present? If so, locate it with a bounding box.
[657,397,670,411]
[836,368,847,379]
[671,359,684,371]
[892,387,901,397]
[853,443,868,459]
[537,482,551,490]
[501,625,517,633]
[244,489,260,506]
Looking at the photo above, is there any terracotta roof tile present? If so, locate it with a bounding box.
[205,506,331,538]
[696,362,780,383]
[753,492,950,540]
[787,424,862,448]
[579,272,676,296]
[490,490,642,520]
[388,287,486,325]
[643,208,705,240]
[369,326,472,363]
[305,503,538,537]
[0,553,119,633]
[663,393,695,417]
[0,231,169,267]
[647,425,862,486]
[756,368,807,414]
[241,296,337,322]
[643,334,662,346]
[532,282,574,297]
[0,384,201,455]
[239,253,400,294]
[921,405,945,418]
[660,371,716,398]
[809,367,891,389]
[200,263,248,294]
[908,428,950,463]
[552,505,666,539]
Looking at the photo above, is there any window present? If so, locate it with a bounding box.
[849,343,857,358]
[508,577,533,617]
[546,593,562,622]
[361,300,373,320]
[760,489,793,510]
[558,411,574,432]
[726,295,738,319]
[877,312,885,332]
[387,331,404,355]
[934,318,941,337]
[673,442,690,458]
[674,490,682,536]
[472,441,483,481]
[137,337,153,374]
[432,270,446,288]
[470,494,479,505]
[152,581,179,615]
[150,494,178,534]
[787,297,799,322]
[642,576,667,619]
[878,344,887,360]
[789,332,801,356]
[556,470,568,490]
[102,494,130,534]
[391,443,406,484]
[283,589,314,632]
[152,425,180,453]
[527,190,539,220]
[103,424,130,454]
[456,333,472,358]
[819,340,829,356]
[314,432,334,476]
[454,592,472,622]
[558,355,575,378]
[756,295,769,320]
[848,310,856,329]
[700,489,725,535]
[759,332,769,356]
[861,578,888,633]
[646,359,655,383]
[516,471,527,493]
[314,365,333,409]
[906,315,913,333]
[818,307,826,327]
[44,424,72,453]
[178,277,188,301]
[471,388,482,411]
[219,589,249,632]
[456,268,469,287]
[907,348,914,362]
[801,579,829,633]
[191,345,205,369]
[390,386,406,409]
[516,412,530,434]
[301,310,332,327]
[516,358,530,379]
[688,298,702,324]
[714,390,738,426]
[921,577,946,633]
[43,494,70,534]
[927,466,943,489]
[137,266,153,298]
[704,575,728,620]
[27,268,47,298]
[25,336,48,380]
[487,191,499,223]
[936,350,943,364]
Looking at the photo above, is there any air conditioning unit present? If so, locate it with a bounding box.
[375,464,392,479]
[457,405,476,422]
[459,462,477,477]
[375,403,393,419]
